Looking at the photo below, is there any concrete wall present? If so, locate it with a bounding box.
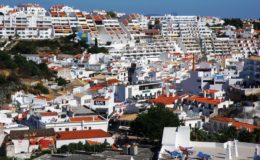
[190,141,224,148]
[12,139,29,154]
[190,141,258,149]
[45,121,108,132]
[176,127,190,148]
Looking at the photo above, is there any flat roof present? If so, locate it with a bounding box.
[118,114,138,122]
[248,56,260,61]
[192,145,255,160]
[69,116,106,122]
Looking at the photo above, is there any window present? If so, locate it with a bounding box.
[84,99,90,103]
[59,128,62,131]
[73,128,77,131]
[65,128,69,131]
[89,127,92,130]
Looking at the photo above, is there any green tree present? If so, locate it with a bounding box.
[107,11,117,18]
[218,126,238,142]
[78,40,89,49]
[56,77,68,86]
[190,128,208,141]
[0,52,17,69]
[33,84,49,94]
[253,22,260,30]
[251,129,260,143]
[131,105,180,141]
[59,145,69,153]
[223,18,243,29]
[94,38,98,46]
[238,129,251,142]
[88,46,108,54]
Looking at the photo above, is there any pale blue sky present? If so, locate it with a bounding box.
[1,0,259,18]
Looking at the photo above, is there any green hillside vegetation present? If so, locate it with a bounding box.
[253,21,260,30]
[224,18,243,28]
[191,127,260,143]
[0,51,56,103]
[0,52,55,79]
[8,34,108,55]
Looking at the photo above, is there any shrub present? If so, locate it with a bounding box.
[33,84,49,94]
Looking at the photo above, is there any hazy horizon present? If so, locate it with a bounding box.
[1,0,259,19]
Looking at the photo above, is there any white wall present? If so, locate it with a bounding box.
[189,141,224,148]
[12,139,29,154]
[44,121,108,132]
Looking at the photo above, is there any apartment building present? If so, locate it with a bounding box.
[243,56,260,82]
[0,4,53,39]
[236,38,258,55]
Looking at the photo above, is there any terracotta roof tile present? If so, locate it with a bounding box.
[204,89,219,94]
[94,97,110,101]
[211,116,260,132]
[69,116,104,122]
[88,85,103,92]
[86,140,102,145]
[57,129,112,140]
[186,95,224,105]
[39,112,58,117]
[152,95,181,105]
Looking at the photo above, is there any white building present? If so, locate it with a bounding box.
[29,111,109,132]
[56,129,114,148]
[116,81,162,101]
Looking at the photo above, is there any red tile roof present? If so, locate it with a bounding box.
[143,29,160,34]
[93,15,103,21]
[204,89,219,94]
[94,97,110,101]
[56,129,112,140]
[210,116,235,123]
[232,122,260,132]
[210,116,260,132]
[39,112,58,117]
[88,85,103,92]
[38,53,54,58]
[69,116,104,122]
[186,95,224,105]
[152,95,181,105]
[182,58,193,61]
[86,140,102,145]
[35,95,54,101]
[101,79,121,86]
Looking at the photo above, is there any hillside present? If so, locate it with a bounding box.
[7,34,108,55]
[0,51,56,103]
